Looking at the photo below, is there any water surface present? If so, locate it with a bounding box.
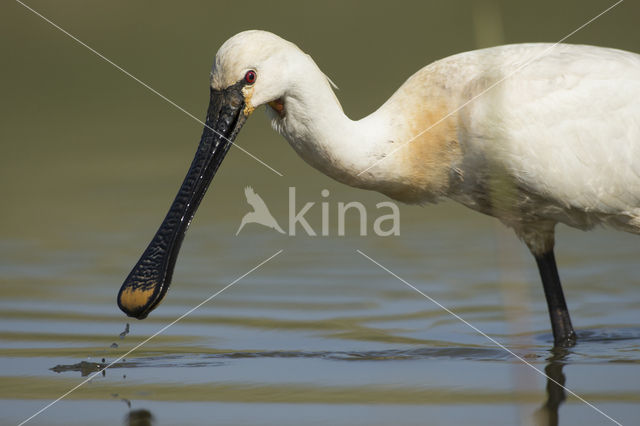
[1,1,639,425]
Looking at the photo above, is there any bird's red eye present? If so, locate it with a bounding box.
[244,70,257,84]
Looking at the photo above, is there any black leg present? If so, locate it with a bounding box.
[534,250,577,347]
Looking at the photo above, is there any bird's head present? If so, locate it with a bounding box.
[117,30,306,319]
[210,30,303,117]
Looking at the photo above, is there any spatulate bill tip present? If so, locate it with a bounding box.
[117,282,163,319]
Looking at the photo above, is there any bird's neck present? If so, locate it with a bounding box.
[270,60,463,204]
[270,75,394,190]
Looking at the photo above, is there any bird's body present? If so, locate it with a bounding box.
[119,30,639,346]
[260,40,640,254]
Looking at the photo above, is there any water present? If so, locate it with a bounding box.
[1,217,638,425]
[2,1,639,425]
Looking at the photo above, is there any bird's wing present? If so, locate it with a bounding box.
[461,44,640,214]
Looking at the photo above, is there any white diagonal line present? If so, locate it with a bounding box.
[18,249,284,426]
[357,0,624,176]
[15,0,283,177]
[356,249,622,426]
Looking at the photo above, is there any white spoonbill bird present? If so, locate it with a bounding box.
[118,30,640,347]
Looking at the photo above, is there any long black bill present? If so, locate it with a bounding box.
[118,82,248,319]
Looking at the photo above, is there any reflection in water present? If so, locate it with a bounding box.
[40,332,640,424]
[101,347,570,426]
[50,358,126,377]
[533,328,640,425]
[534,348,568,426]
[125,409,154,426]
[51,359,110,377]
[49,347,512,376]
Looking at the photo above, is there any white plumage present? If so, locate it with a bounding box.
[437,44,640,251]
[214,31,640,345]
